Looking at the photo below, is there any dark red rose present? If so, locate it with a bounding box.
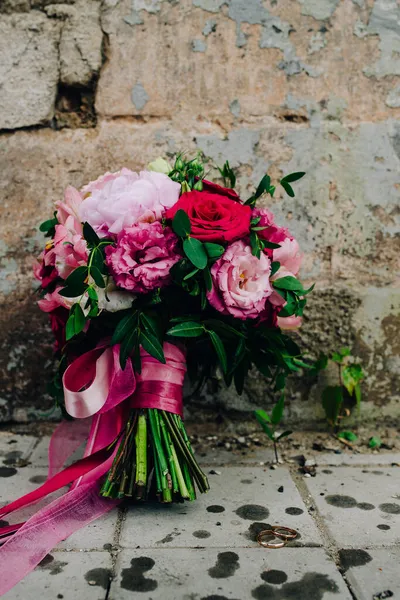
[48,307,69,352]
[256,301,278,329]
[166,189,251,243]
[201,179,241,202]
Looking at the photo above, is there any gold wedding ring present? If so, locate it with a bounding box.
[257,525,299,548]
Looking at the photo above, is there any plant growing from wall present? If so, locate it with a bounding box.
[254,396,292,462]
[311,347,364,431]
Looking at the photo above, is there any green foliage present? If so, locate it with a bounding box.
[39,213,58,238]
[172,209,191,238]
[338,431,358,442]
[368,436,382,449]
[169,153,205,191]
[254,396,292,461]
[65,304,86,341]
[183,237,208,269]
[312,348,365,429]
[280,172,305,198]
[218,160,236,189]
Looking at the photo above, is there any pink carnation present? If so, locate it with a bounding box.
[79,168,181,236]
[207,240,272,320]
[105,222,181,293]
[38,287,74,313]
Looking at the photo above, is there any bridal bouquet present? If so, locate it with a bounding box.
[0,154,310,592]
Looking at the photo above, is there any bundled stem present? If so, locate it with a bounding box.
[100,409,209,502]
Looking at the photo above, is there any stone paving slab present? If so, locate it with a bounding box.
[197,446,275,466]
[304,467,400,547]
[110,548,352,600]
[28,436,85,469]
[314,453,400,467]
[341,547,400,600]
[4,551,112,600]
[0,433,37,467]
[120,466,322,549]
[0,465,119,550]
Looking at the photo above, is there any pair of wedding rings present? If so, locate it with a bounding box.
[257,525,298,549]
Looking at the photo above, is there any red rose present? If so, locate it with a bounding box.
[201,179,241,202]
[166,188,251,243]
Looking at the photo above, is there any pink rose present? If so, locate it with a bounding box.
[105,222,181,293]
[79,168,181,236]
[56,185,83,234]
[252,208,289,247]
[273,237,303,276]
[51,217,88,279]
[207,240,273,320]
[277,315,303,330]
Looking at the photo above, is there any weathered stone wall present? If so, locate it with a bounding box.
[0,0,399,425]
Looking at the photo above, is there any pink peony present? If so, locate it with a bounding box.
[51,217,88,279]
[105,222,181,293]
[273,237,303,276]
[56,185,83,234]
[79,168,181,236]
[207,240,273,320]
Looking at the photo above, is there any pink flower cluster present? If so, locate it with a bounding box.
[36,165,304,332]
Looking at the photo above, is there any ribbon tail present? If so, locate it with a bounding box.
[48,418,92,479]
[0,481,118,597]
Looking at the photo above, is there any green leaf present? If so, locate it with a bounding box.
[140,330,166,364]
[310,354,328,376]
[273,276,304,292]
[90,266,105,288]
[65,313,75,341]
[87,287,98,301]
[281,171,305,183]
[208,330,228,373]
[278,302,297,318]
[59,285,85,298]
[271,262,280,276]
[203,267,213,292]
[203,319,245,339]
[111,311,137,345]
[218,160,236,188]
[254,409,271,423]
[281,180,295,198]
[368,436,381,449]
[65,304,86,341]
[276,430,293,441]
[271,395,285,425]
[254,174,271,200]
[250,230,261,259]
[83,222,100,247]
[233,359,248,395]
[275,372,286,391]
[338,431,358,442]
[354,382,362,407]
[172,209,191,237]
[91,247,107,274]
[183,268,200,281]
[183,237,208,269]
[252,352,272,378]
[140,312,161,340]
[262,241,281,250]
[39,216,58,233]
[342,363,364,395]
[254,410,274,440]
[120,328,138,369]
[203,242,225,259]
[167,321,205,337]
[322,385,343,426]
[64,266,88,289]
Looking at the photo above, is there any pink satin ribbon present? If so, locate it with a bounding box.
[0,341,186,596]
